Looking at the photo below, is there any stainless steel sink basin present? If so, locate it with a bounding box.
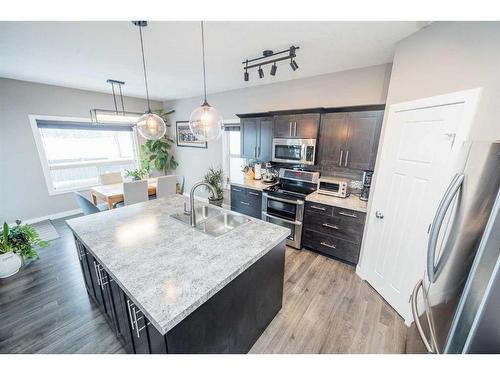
[196,212,250,237]
[170,205,220,225]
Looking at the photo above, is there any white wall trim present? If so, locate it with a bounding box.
[13,208,82,226]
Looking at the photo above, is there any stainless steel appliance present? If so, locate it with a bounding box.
[262,168,320,248]
[408,141,500,353]
[360,171,373,201]
[317,176,350,198]
[272,138,316,165]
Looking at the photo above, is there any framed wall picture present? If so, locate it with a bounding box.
[176,121,208,148]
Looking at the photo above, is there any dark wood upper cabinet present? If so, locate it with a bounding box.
[273,113,320,139]
[317,113,349,169]
[240,117,273,162]
[318,110,383,171]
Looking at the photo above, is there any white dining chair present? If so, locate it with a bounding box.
[99,172,123,185]
[156,175,178,198]
[123,180,149,206]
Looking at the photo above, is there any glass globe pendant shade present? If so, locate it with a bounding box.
[188,102,223,142]
[136,112,166,140]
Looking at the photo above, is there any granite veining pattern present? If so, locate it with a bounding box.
[66,195,289,335]
[306,191,368,213]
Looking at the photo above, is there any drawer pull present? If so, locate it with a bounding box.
[338,211,357,218]
[248,191,260,196]
[232,187,242,192]
[310,205,326,211]
[240,201,250,206]
[322,223,339,230]
[320,242,337,249]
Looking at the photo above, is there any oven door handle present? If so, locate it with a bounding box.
[263,193,304,205]
[262,212,302,226]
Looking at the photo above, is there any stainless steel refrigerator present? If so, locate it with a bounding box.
[406,141,500,354]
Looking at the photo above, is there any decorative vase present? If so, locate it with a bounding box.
[208,197,223,207]
[0,253,23,278]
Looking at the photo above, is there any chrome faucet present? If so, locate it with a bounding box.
[189,181,218,227]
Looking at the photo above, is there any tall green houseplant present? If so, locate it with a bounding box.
[141,135,178,175]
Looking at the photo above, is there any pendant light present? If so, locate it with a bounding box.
[133,21,166,140]
[189,21,223,142]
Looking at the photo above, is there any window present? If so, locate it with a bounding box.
[30,116,139,194]
[222,120,244,188]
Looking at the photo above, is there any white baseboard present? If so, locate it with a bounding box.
[19,208,82,225]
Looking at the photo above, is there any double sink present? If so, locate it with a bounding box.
[170,204,250,237]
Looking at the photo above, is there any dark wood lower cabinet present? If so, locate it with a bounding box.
[72,235,285,354]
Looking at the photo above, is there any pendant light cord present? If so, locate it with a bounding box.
[138,25,151,112]
[201,21,208,105]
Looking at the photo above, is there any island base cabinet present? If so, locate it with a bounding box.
[166,240,285,353]
[73,236,285,354]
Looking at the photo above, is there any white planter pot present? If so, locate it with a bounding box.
[0,252,23,278]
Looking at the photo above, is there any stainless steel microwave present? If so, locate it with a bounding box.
[272,138,316,165]
[317,176,350,198]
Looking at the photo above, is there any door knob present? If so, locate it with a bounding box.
[375,211,384,219]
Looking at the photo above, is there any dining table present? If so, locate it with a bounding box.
[90,178,179,209]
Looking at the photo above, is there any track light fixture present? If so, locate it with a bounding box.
[270,63,277,76]
[258,65,264,79]
[242,46,300,82]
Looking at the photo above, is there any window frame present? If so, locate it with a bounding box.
[29,114,140,196]
[221,118,242,190]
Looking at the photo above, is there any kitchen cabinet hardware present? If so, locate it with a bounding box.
[322,223,339,230]
[93,261,101,286]
[320,242,336,249]
[344,150,349,167]
[232,187,242,192]
[240,201,250,206]
[339,211,357,218]
[310,205,326,211]
[248,191,259,196]
[339,150,343,166]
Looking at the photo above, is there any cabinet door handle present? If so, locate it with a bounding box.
[322,223,339,230]
[131,305,146,338]
[339,150,343,166]
[344,150,349,167]
[248,191,259,196]
[232,187,242,192]
[310,205,326,211]
[240,201,250,206]
[338,211,357,218]
[254,146,257,158]
[294,122,297,136]
[320,242,337,249]
[257,146,260,158]
[127,299,136,330]
[93,261,101,286]
[289,122,293,137]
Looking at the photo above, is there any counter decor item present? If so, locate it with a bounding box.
[176,121,208,148]
[141,135,179,174]
[0,221,48,278]
[125,168,149,181]
[203,167,224,207]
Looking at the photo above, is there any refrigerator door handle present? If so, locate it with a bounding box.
[427,173,465,283]
[411,279,435,353]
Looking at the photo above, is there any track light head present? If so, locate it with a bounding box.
[258,66,264,79]
[290,59,299,71]
[244,69,249,82]
[270,63,277,76]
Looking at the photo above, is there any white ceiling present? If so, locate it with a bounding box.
[0,21,425,101]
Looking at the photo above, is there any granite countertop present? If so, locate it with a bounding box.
[230,174,277,191]
[66,195,289,335]
[306,191,368,213]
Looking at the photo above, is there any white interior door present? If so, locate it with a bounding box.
[359,90,480,324]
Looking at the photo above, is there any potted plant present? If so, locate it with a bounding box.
[0,221,48,278]
[125,168,149,181]
[203,167,224,207]
[140,135,178,176]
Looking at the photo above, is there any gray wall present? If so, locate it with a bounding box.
[0,78,161,223]
[384,21,500,141]
[165,63,392,193]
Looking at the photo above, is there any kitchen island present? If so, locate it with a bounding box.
[66,195,289,354]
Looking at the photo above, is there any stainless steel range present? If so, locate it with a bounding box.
[262,168,319,249]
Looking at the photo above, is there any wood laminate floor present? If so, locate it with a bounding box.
[0,217,406,354]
